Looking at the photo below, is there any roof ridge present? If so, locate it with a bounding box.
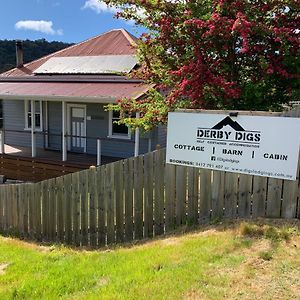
[119,28,138,47]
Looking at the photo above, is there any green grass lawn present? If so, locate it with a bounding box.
[0,220,299,300]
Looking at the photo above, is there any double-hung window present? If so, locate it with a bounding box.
[108,110,131,139]
[24,100,42,131]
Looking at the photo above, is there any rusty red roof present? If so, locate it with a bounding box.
[1,29,137,77]
[0,29,151,102]
[0,81,151,103]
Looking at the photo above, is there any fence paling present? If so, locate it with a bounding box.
[124,158,133,242]
[165,163,176,231]
[6,186,11,231]
[211,170,225,220]
[1,187,4,230]
[199,169,211,223]
[224,172,238,219]
[154,149,164,236]
[134,156,144,240]
[115,160,124,243]
[89,168,97,247]
[282,180,298,218]
[23,183,30,235]
[266,178,282,218]
[4,186,8,231]
[97,166,106,246]
[106,163,115,244]
[42,180,48,241]
[17,185,24,235]
[11,185,17,230]
[238,174,252,219]
[252,176,267,218]
[48,179,56,242]
[65,174,73,244]
[80,170,89,246]
[0,148,299,247]
[187,168,197,224]
[175,166,186,226]
[72,171,80,246]
[144,152,154,238]
[56,176,64,243]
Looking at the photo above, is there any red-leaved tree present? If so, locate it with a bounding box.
[105,0,300,130]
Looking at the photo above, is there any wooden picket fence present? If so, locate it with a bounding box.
[0,148,299,247]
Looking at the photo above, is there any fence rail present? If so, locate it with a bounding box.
[0,148,299,247]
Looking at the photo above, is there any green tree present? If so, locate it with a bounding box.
[0,39,73,73]
[105,0,300,130]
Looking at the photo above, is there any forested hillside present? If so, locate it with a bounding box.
[0,39,73,73]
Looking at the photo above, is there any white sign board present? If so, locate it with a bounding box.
[166,112,300,180]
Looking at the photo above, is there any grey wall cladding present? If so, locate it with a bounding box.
[3,99,44,148]
[48,101,62,150]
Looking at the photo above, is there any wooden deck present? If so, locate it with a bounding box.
[0,144,122,182]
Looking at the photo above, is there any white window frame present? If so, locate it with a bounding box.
[0,100,3,129]
[24,100,43,131]
[108,110,131,139]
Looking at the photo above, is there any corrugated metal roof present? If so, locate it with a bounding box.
[33,55,138,75]
[0,81,150,103]
[1,29,138,77]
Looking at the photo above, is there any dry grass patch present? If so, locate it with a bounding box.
[0,263,10,275]
[0,236,53,253]
[207,223,300,299]
[160,237,182,246]
[185,288,208,300]
[96,277,109,288]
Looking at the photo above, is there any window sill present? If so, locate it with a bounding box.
[24,128,43,132]
[107,135,131,140]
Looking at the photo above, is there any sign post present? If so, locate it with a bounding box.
[166,111,300,180]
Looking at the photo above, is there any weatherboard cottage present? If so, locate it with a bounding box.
[0,29,166,181]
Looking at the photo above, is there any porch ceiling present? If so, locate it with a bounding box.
[0,81,151,103]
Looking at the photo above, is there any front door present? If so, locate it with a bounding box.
[67,105,86,152]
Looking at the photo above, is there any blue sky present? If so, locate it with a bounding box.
[0,0,144,43]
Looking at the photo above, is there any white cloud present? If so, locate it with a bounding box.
[82,0,146,26]
[82,0,183,16]
[15,20,63,35]
[82,0,119,14]
[56,29,64,35]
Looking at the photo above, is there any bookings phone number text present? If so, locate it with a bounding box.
[196,162,224,169]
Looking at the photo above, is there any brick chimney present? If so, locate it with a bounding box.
[15,40,24,68]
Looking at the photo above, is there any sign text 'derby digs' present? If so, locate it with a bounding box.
[166,112,300,180]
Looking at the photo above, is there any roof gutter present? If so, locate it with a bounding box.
[0,87,151,103]
[0,94,118,104]
[0,77,144,84]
